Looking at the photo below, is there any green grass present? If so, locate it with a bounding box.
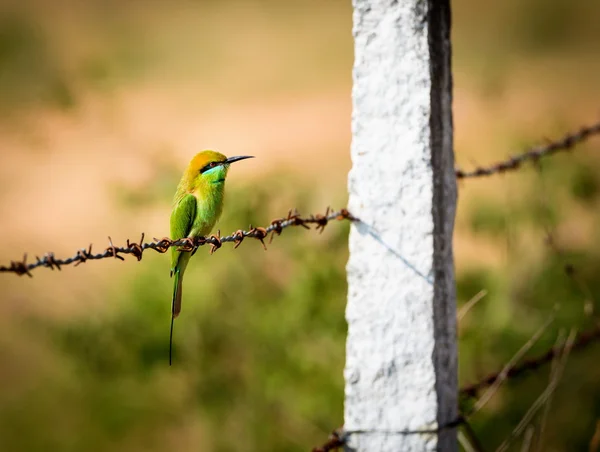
[1,0,600,450]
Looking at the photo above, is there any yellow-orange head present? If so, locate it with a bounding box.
[178,150,254,194]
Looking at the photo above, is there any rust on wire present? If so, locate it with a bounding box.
[459,324,600,402]
[9,254,32,277]
[38,252,60,271]
[208,231,222,255]
[269,208,304,243]
[74,245,94,266]
[455,120,600,179]
[127,233,145,261]
[107,236,125,261]
[0,208,357,276]
[248,226,268,250]
[232,230,245,249]
[311,417,469,451]
[314,206,331,234]
[312,429,345,452]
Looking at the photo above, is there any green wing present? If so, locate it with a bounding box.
[170,194,197,271]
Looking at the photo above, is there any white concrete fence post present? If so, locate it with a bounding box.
[345,0,457,450]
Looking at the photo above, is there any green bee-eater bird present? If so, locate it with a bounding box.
[169,150,254,365]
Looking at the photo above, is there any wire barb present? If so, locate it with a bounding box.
[128,233,145,261]
[73,245,93,267]
[312,428,345,452]
[455,120,600,179]
[459,324,600,403]
[232,230,245,249]
[208,230,222,255]
[248,226,268,250]
[0,208,357,276]
[107,236,125,261]
[9,253,33,277]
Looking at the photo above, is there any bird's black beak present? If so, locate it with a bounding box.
[224,155,254,165]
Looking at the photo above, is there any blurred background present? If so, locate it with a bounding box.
[0,0,599,451]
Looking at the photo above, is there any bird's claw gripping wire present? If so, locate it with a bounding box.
[0,208,356,274]
[176,237,196,253]
[190,243,200,256]
[153,237,172,254]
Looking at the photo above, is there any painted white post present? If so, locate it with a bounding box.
[345,0,457,451]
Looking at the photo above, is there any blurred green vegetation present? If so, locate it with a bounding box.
[0,0,599,451]
[3,160,600,451]
[459,147,600,450]
[2,178,349,452]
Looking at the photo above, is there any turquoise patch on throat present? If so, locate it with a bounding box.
[203,165,226,184]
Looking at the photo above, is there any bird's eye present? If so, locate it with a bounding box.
[201,161,220,173]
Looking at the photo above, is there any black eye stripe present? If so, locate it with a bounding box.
[200,160,225,174]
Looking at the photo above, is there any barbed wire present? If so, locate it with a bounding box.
[3,118,600,450]
[459,323,600,402]
[310,323,600,450]
[455,120,600,179]
[0,208,357,276]
[311,429,345,452]
[310,417,471,452]
[3,119,598,277]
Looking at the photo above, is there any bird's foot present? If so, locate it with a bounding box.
[177,237,196,253]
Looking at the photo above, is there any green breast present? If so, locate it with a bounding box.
[191,185,225,237]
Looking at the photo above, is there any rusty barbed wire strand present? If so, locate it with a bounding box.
[455,120,600,179]
[310,416,469,451]
[0,208,357,276]
[311,429,345,452]
[459,323,600,402]
[321,325,598,450]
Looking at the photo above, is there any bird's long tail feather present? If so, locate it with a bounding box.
[172,269,183,319]
[169,315,175,366]
[170,269,184,365]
